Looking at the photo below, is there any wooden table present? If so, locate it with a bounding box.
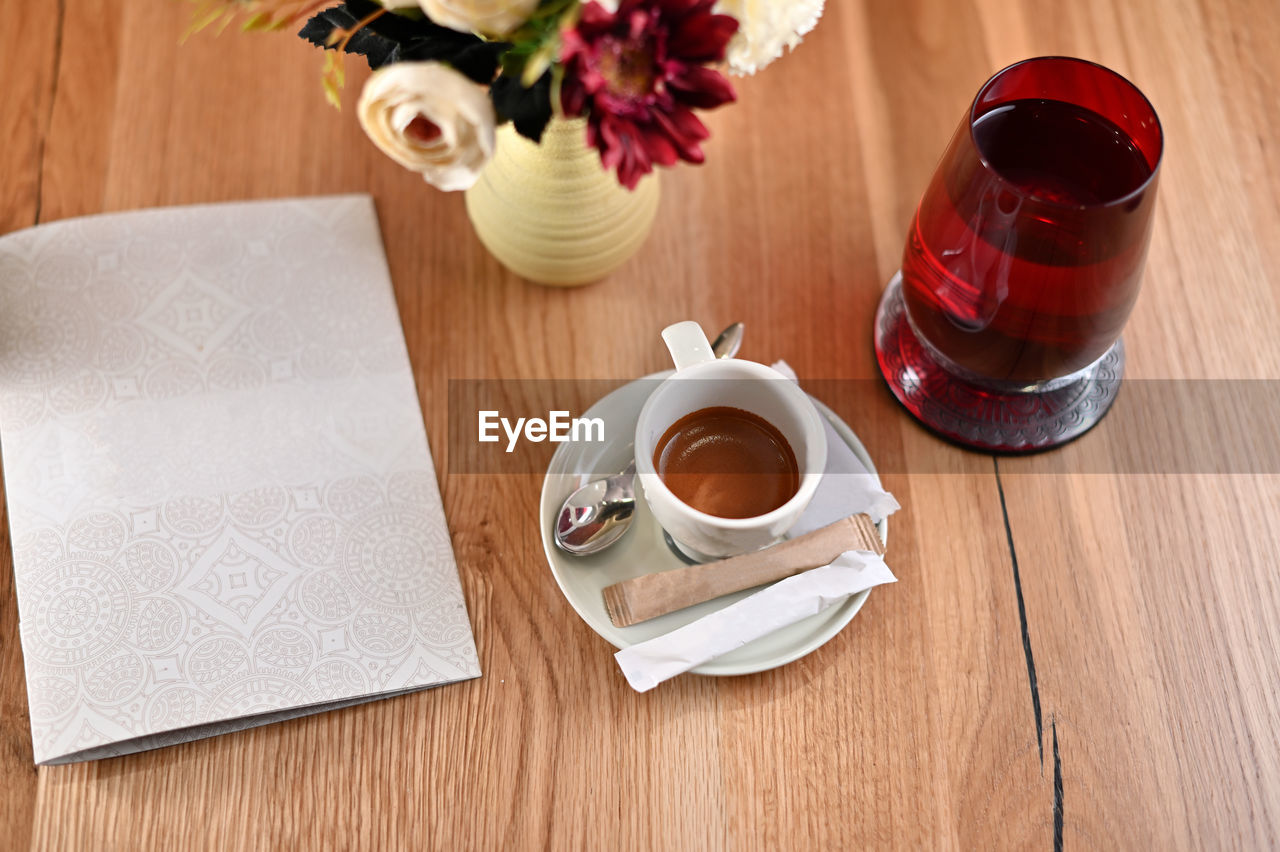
[3,0,1278,848]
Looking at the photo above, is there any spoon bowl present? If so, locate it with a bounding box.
[554,460,637,554]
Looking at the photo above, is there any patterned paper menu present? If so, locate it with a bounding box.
[0,195,480,764]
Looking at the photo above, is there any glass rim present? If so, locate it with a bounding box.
[966,55,1165,211]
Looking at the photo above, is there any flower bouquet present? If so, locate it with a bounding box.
[195,0,824,283]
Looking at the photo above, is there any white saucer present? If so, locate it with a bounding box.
[538,371,889,676]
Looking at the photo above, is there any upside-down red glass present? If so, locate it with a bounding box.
[874,57,1163,451]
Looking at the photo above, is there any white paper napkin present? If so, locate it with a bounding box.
[615,551,896,691]
[614,361,900,691]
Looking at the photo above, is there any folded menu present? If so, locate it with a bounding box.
[0,195,480,764]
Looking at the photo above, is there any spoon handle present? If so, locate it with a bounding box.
[602,513,883,628]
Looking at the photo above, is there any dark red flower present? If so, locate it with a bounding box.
[560,0,739,189]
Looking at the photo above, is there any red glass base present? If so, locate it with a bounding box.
[874,273,1124,453]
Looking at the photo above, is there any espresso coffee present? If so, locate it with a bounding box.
[653,406,800,519]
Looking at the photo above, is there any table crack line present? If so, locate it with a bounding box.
[994,457,1044,770]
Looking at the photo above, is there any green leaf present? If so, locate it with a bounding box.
[184,4,228,39]
[241,12,272,32]
[214,7,238,34]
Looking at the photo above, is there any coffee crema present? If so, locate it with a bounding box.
[653,406,800,519]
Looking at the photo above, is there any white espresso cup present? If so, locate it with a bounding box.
[634,321,828,562]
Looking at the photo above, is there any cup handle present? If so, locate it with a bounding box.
[661,321,716,372]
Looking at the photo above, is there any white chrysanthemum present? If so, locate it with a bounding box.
[418,0,540,37]
[357,62,496,191]
[714,0,825,76]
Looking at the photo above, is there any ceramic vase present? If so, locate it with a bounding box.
[464,117,660,287]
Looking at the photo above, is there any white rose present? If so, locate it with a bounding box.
[418,0,540,37]
[715,0,825,76]
[357,61,496,192]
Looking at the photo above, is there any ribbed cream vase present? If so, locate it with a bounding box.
[464,117,660,287]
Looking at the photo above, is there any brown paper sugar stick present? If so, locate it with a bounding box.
[602,513,884,628]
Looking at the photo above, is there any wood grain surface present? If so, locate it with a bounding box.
[2,0,1278,849]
